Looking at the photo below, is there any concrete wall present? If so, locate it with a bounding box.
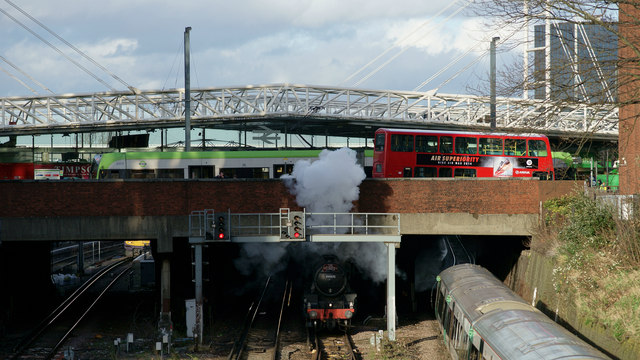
[508,250,640,360]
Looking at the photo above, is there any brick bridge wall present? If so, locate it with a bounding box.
[0,178,579,217]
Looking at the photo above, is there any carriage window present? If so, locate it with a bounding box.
[440,136,453,154]
[415,167,437,177]
[454,168,477,177]
[375,133,386,151]
[479,138,502,155]
[528,139,548,157]
[455,137,478,154]
[415,135,438,153]
[391,134,414,152]
[504,138,526,156]
[439,167,452,177]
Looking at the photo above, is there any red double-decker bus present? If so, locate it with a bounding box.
[372,128,554,179]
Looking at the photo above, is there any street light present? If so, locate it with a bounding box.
[490,36,500,130]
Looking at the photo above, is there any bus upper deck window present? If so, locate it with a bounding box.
[416,135,438,153]
[455,137,478,154]
[479,138,502,155]
[375,133,385,151]
[528,139,548,157]
[504,138,526,156]
[440,136,453,154]
[391,134,414,152]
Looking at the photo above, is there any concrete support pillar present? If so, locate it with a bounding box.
[194,244,204,343]
[158,258,173,336]
[386,242,396,341]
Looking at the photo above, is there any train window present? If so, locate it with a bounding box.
[479,138,502,155]
[403,167,412,177]
[454,168,476,178]
[188,165,214,179]
[440,136,453,154]
[414,167,436,177]
[438,289,447,323]
[159,168,186,179]
[375,163,382,173]
[274,164,294,178]
[439,167,452,177]
[129,169,155,179]
[415,135,438,153]
[375,133,385,151]
[528,139,548,157]
[391,134,414,152]
[454,136,478,154]
[504,138,526,156]
[225,167,269,179]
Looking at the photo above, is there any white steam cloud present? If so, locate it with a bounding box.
[281,147,366,213]
[234,147,389,284]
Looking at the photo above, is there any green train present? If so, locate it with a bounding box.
[95,148,373,179]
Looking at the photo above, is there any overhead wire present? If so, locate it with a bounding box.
[0,5,116,92]
[352,1,474,87]
[417,23,524,94]
[341,0,462,86]
[2,0,136,93]
[0,55,54,94]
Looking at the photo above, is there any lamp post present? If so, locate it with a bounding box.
[184,26,192,151]
[490,36,500,130]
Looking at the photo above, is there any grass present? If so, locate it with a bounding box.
[538,192,640,344]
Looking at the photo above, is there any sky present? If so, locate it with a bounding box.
[0,0,525,98]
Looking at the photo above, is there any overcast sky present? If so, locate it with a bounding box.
[0,0,526,98]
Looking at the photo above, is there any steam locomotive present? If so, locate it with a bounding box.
[303,255,357,330]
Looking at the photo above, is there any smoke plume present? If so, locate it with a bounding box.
[234,147,389,284]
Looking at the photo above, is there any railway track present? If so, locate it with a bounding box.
[228,276,293,360]
[311,331,360,360]
[9,258,133,359]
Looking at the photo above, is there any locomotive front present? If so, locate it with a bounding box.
[304,255,357,330]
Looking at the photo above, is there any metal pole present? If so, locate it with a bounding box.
[184,27,192,151]
[523,0,529,99]
[195,244,203,343]
[386,243,396,341]
[490,37,500,130]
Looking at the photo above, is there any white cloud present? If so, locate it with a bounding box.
[0,0,514,96]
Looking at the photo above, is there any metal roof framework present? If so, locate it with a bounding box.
[0,83,618,140]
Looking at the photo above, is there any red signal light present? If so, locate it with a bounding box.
[218,233,225,239]
[294,232,300,238]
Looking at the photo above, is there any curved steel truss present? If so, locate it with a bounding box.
[0,83,618,138]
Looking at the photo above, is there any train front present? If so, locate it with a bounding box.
[304,256,357,330]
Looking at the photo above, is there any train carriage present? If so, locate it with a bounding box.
[434,264,609,360]
[95,149,373,179]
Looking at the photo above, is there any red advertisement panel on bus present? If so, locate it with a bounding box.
[372,128,554,179]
